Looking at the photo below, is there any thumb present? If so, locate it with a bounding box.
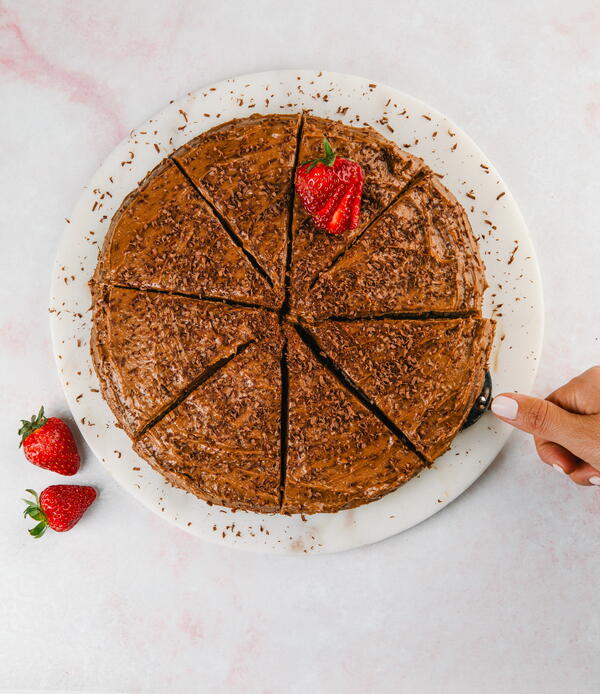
[491,393,591,459]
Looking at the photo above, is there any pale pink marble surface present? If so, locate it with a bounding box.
[1,1,599,692]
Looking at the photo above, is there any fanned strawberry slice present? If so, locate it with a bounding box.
[317,180,362,234]
[312,180,349,223]
[295,138,364,235]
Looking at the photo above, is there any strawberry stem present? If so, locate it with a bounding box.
[302,137,337,172]
[18,406,47,447]
[322,138,336,165]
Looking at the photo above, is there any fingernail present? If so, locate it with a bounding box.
[553,464,566,475]
[589,476,600,486]
[491,395,519,420]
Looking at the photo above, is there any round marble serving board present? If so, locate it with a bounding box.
[49,70,543,555]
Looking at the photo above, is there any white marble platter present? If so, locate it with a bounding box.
[49,70,543,554]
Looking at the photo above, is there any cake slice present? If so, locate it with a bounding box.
[282,327,424,514]
[173,114,301,294]
[297,174,486,319]
[307,317,495,461]
[289,116,427,310]
[94,159,277,308]
[134,334,283,512]
[91,286,276,437]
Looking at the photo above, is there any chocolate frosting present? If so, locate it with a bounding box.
[91,113,494,514]
[93,159,276,308]
[290,116,427,310]
[283,327,425,514]
[308,317,495,461]
[173,114,301,293]
[297,173,486,320]
[134,334,283,512]
[91,286,275,437]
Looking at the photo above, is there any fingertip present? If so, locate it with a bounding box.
[491,394,519,420]
[569,463,600,487]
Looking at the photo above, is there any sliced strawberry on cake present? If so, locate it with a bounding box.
[289,116,428,310]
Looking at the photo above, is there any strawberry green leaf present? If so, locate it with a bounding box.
[29,521,47,538]
[322,138,336,166]
[28,509,45,522]
[298,138,337,173]
[18,407,47,447]
[22,489,48,536]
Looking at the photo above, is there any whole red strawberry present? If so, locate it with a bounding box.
[295,138,364,234]
[18,406,80,476]
[23,486,97,537]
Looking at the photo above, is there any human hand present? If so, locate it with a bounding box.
[491,366,600,486]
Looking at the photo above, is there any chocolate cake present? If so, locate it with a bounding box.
[296,174,487,319]
[172,114,301,297]
[93,158,277,308]
[91,286,275,438]
[91,112,494,515]
[134,335,283,512]
[307,317,494,461]
[289,115,427,309]
[283,327,423,514]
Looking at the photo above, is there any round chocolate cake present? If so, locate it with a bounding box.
[91,113,494,514]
